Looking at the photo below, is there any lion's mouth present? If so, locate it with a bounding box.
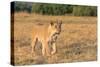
[51,33,59,42]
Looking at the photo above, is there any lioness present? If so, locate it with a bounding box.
[31,20,62,56]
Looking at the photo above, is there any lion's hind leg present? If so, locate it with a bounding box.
[31,38,37,56]
[42,44,46,56]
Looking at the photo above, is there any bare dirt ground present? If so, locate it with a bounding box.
[12,12,97,65]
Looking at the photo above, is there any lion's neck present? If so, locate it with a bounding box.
[48,26,54,40]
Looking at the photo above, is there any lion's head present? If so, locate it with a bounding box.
[49,20,62,42]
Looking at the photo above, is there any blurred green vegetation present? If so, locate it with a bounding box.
[14,2,97,16]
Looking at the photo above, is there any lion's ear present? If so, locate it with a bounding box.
[57,20,62,24]
[50,21,54,26]
[60,20,62,24]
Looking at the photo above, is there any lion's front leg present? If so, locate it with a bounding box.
[46,43,51,56]
[31,39,36,56]
[51,43,56,55]
[42,41,51,56]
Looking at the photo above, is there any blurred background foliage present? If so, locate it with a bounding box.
[14,2,97,16]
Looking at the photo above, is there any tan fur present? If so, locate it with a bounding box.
[31,21,62,56]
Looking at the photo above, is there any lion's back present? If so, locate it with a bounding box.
[31,24,49,40]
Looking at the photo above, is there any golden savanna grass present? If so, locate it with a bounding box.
[12,12,97,65]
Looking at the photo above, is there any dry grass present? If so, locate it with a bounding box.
[12,12,97,65]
